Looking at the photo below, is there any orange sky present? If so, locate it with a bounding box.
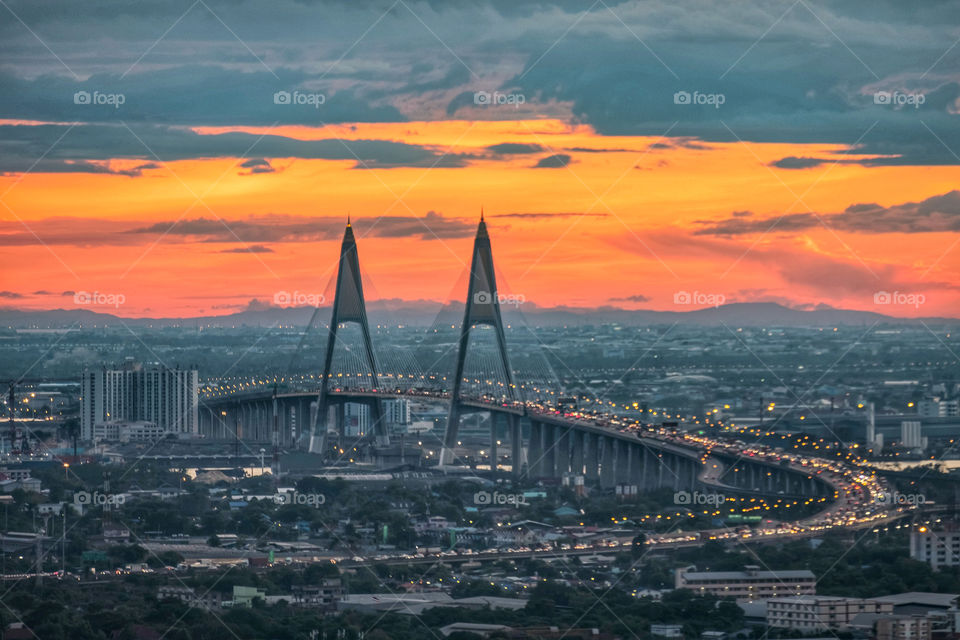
[1,119,957,318]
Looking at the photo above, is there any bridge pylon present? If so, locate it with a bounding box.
[440,212,519,470]
[309,219,385,454]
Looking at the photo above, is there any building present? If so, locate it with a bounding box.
[910,527,960,569]
[901,421,924,449]
[290,579,343,611]
[92,420,167,443]
[343,403,369,437]
[81,361,198,440]
[918,399,960,418]
[158,586,223,610]
[651,624,684,638]
[675,565,816,600]
[767,596,893,631]
[383,398,411,431]
[877,615,932,640]
[229,585,266,608]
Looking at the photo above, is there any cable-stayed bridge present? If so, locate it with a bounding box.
[196,217,892,514]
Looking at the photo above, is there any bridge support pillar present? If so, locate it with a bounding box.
[557,429,571,476]
[489,413,499,475]
[629,445,644,486]
[510,415,523,478]
[541,424,556,480]
[615,439,628,486]
[571,431,584,476]
[585,433,600,485]
[600,437,616,488]
[528,421,543,478]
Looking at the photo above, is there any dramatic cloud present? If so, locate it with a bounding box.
[609,294,651,303]
[0,213,475,247]
[0,123,471,175]
[487,143,544,155]
[695,190,960,236]
[771,156,828,169]
[493,212,608,219]
[533,153,571,168]
[238,158,276,175]
[219,245,275,253]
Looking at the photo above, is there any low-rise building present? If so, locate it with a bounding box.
[767,596,894,631]
[877,615,932,640]
[651,624,684,638]
[675,565,816,601]
[157,586,223,610]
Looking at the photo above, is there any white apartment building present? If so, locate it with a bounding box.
[81,362,198,440]
[675,565,816,600]
[767,596,893,631]
[910,527,960,569]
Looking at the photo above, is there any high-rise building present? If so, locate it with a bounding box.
[382,399,411,432]
[343,403,369,437]
[901,420,923,449]
[910,526,960,569]
[81,362,198,440]
[918,398,959,418]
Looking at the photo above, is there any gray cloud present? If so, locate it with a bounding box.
[696,190,960,235]
[487,142,544,155]
[609,294,651,303]
[492,212,608,219]
[219,244,275,253]
[770,156,828,169]
[0,212,475,247]
[533,153,571,168]
[0,123,470,175]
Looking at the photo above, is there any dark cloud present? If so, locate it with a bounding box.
[219,245,275,254]
[0,212,475,247]
[493,212,608,219]
[770,156,828,169]
[0,123,471,175]
[695,190,960,235]
[532,154,571,168]
[609,294,651,303]
[238,158,276,175]
[487,143,543,155]
[0,291,25,299]
[565,147,638,153]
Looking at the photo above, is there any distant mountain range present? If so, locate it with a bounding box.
[2,301,956,329]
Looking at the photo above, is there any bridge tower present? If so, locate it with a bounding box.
[440,213,522,473]
[309,219,385,454]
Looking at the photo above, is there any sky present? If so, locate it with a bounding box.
[0,0,958,318]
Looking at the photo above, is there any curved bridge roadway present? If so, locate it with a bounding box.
[197,385,911,550]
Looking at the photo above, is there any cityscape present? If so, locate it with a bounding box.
[1,2,960,640]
